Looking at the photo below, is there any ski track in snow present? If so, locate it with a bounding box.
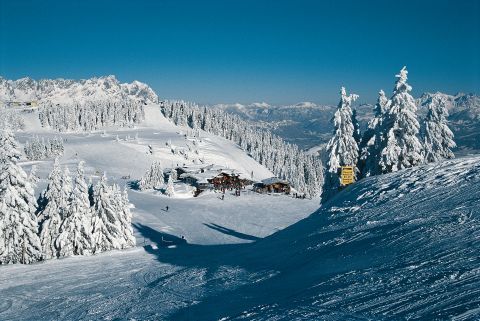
[1,105,480,320]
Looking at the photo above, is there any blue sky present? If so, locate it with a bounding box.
[1,0,479,104]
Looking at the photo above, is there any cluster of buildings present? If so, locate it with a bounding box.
[168,164,291,197]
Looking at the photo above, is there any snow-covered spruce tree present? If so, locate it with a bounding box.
[61,166,73,218]
[0,129,42,264]
[112,185,135,248]
[139,161,164,190]
[91,173,123,253]
[28,165,39,187]
[165,174,175,197]
[359,90,390,177]
[422,95,456,163]
[352,108,361,146]
[38,158,68,259]
[322,87,359,201]
[87,177,95,207]
[378,67,424,173]
[56,161,93,257]
[170,167,178,180]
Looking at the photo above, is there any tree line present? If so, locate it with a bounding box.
[38,99,145,132]
[24,135,64,160]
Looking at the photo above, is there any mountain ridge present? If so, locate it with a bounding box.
[0,75,158,104]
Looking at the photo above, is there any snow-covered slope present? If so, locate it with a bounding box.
[0,75,158,104]
[179,156,480,320]
[1,150,478,320]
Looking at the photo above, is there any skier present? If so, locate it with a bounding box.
[166,205,169,212]
[221,194,224,200]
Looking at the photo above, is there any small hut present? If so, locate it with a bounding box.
[254,177,291,194]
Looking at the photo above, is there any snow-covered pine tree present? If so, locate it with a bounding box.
[170,168,178,180]
[88,177,95,207]
[28,165,39,187]
[165,174,175,197]
[111,185,135,248]
[378,67,424,173]
[56,161,94,257]
[322,87,359,201]
[121,187,135,247]
[91,173,123,253]
[38,158,67,259]
[422,95,456,162]
[61,166,73,219]
[139,161,164,190]
[352,108,361,146]
[359,90,390,177]
[0,129,42,264]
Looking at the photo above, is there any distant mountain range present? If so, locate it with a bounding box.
[0,75,158,104]
[213,93,480,154]
[1,75,478,153]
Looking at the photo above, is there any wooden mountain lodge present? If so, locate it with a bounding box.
[175,165,252,196]
[254,177,291,194]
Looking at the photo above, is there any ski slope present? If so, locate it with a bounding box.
[1,106,479,320]
[176,156,480,320]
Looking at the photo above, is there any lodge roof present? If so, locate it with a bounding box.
[261,177,289,186]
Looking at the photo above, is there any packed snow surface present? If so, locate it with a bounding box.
[1,105,479,320]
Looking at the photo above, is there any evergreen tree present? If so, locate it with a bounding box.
[139,161,164,190]
[170,168,178,180]
[87,177,95,207]
[352,108,361,146]
[378,67,424,173]
[422,95,456,162]
[91,174,123,253]
[165,174,175,197]
[359,90,390,177]
[61,166,73,219]
[38,159,67,259]
[28,165,39,187]
[0,129,42,264]
[112,185,136,248]
[322,87,359,201]
[56,161,93,257]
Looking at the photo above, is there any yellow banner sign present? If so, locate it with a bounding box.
[340,166,355,186]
